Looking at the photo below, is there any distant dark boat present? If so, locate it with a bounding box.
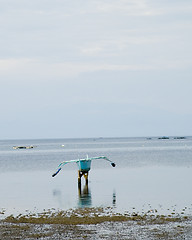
[174,137,186,139]
[158,137,169,140]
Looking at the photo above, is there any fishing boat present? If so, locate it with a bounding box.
[13,145,35,149]
[52,156,116,185]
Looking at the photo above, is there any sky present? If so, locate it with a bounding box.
[0,0,192,139]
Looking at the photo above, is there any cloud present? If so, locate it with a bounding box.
[79,35,172,57]
[0,0,166,19]
[0,57,191,85]
[94,0,163,16]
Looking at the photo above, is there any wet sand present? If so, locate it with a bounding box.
[1,220,192,240]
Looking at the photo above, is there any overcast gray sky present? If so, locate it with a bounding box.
[0,0,192,139]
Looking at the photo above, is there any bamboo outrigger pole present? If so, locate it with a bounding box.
[52,156,116,185]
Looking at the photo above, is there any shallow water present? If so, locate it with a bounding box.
[0,137,192,217]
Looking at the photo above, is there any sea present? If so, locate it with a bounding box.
[0,136,192,217]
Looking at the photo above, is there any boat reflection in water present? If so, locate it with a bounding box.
[112,190,116,207]
[78,183,92,207]
[78,181,117,209]
[53,183,116,209]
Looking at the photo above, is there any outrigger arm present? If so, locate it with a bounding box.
[52,156,115,177]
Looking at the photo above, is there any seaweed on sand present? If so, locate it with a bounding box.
[1,208,192,240]
[2,207,189,225]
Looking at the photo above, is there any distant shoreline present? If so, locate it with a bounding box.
[0,135,191,141]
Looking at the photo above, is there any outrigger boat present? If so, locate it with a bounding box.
[52,156,116,185]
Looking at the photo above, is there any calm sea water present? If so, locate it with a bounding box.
[0,137,192,217]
